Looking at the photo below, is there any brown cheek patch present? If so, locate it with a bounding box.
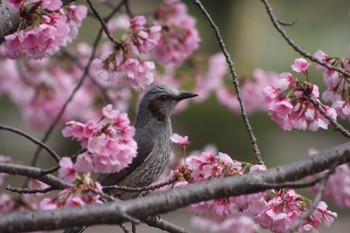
[148,99,166,121]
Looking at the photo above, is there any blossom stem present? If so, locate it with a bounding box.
[193,0,263,165]
[260,0,350,78]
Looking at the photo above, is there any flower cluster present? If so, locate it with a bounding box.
[91,48,156,90]
[91,15,161,90]
[217,69,279,114]
[128,16,162,54]
[62,104,137,174]
[263,59,337,131]
[4,1,87,59]
[0,44,132,131]
[310,164,350,208]
[171,150,336,233]
[314,50,350,121]
[247,189,336,233]
[40,173,103,210]
[154,0,200,64]
[0,179,48,216]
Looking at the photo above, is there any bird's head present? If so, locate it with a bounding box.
[137,84,198,123]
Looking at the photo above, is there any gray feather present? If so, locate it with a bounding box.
[63,84,196,233]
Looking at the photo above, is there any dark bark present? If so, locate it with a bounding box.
[0,0,19,42]
[1,142,350,233]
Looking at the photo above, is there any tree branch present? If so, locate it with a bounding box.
[142,216,190,233]
[0,0,76,43]
[0,163,72,190]
[193,0,263,165]
[1,142,349,232]
[260,0,350,78]
[0,124,60,162]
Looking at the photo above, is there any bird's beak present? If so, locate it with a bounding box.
[176,92,198,101]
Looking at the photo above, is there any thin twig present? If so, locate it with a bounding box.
[132,222,136,233]
[277,19,298,27]
[308,96,350,138]
[119,223,131,233]
[286,169,332,233]
[29,0,127,169]
[124,0,134,18]
[40,165,60,176]
[260,172,330,189]
[260,0,350,78]
[6,185,54,194]
[142,216,190,233]
[193,0,263,165]
[0,124,60,162]
[60,48,113,103]
[15,61,38,87]
[29,24,104,168]
[86,0,121,46]
[103,0,128,22]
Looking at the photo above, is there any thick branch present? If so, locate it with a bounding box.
[0,163,72,189]
[1,142,350,232]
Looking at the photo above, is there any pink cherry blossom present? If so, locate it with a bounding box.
[217,69,279,114]
[154,0,200,64]
[91,50,155,90]
[314,50,331,70]
[40,0,63,11]
[249,164,267,173]
[8,0,25,10]
[39,174,103,210]
[0,194,15,213]
[170,133,191,149]
[291,58,310,75]
[102,104,120,119]
[4,3,86,60]
[263,71,336,131]
[64,5,88,42]
[58,157,77,183]
[5,12,70,59]
[62,105,137,174]
[193,53,227,103]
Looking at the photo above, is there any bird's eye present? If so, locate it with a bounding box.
[159,95,169,101]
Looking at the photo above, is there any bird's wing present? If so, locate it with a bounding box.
[97,138,155,186]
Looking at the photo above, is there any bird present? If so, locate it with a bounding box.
[64,84,197,233]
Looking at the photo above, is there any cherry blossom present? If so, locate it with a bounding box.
[58,157,77,183]
[170,133,191,150]
[154,0,200,64]
[291,58,310,75]
[40,174,103,210]
[128,16,161,54]
[62,105,137,174]
[217,69,279,114]
[263,71,336,131]
[91,49,155,90]
[313,50,350,122]
[4,2,87,59]
[171,149,336,233]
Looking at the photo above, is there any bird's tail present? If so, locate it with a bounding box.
[63,226,87,233]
